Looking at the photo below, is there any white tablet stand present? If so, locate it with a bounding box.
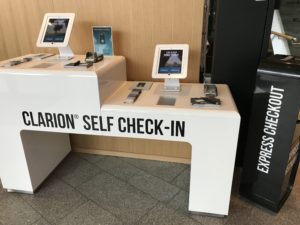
[164,78,180,91]
[152,44,189,92]
[36,13,75,61]
[57,46,74,60]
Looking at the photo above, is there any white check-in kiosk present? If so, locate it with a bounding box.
[0,13,240,217]
[0,54,240,216]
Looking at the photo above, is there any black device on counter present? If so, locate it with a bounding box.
[204,84,218,97]
[64,60,93,68]
[85,52,103,63]
[124,89,142,104]
[191,97,221,106]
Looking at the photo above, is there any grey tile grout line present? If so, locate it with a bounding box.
[188,216,206,225]
[73,169,161,217]
[75,152,107,165]
[180,209,208,225]
[169,165,190,183]
[69,153,200,223]
[118,155,188,180]
[30,216,52,225]
[12,178,53,225]
[72,192,126,224]
[87,168,201,225]
[17,152,99,225]
[157,188,206,225]
[69,165,182,225]
[28,176,89,225]
[42,153,198,224]
[76,153,181,195]
[75,152,187,186]
[132,201,161,225]
[15,193,52,225]
[76,153,194,214]
[55,201,88,225]
[131,193,205,225]
[71,184,126,223]
[164,188,182,205]
[99,154,189,189]
[76,152,214,224]
[54,169,128,224]
[54,156,105,186]
[50,173,109,225]
[122,159,206,225]
[5,153,294,225]
[77,160,180,206]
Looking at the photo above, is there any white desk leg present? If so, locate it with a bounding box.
[0,130,70,193]
[188,115,240,216]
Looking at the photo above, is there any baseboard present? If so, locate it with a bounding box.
[72,147,191,164]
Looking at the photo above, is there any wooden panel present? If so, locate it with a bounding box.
[0,0,55,59]
[0,0,204,82]
[0,0,203,161]
[0,20,8,61]
[70,135,192,161]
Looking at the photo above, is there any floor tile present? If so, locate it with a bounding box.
[57,201,122,225]
[121,157,187,182]
[128,171,180,202]
[96,156,141,181]
[227,167,300,225]
[0,194,41,225]
[273,192,300,225]
[77,172,157,224]
[168,190,228,225]
[167,190,189,213]
[77,152,106,164]
[224,196,264,225]
[171,167,190,192]
[0,184,11,200]
[284,187,300,210]
[20,176,87,224]
[54,153,101,187]
[0,156,299,225]
[31,217,51,225]
[138,203,201,225]
[243,206,279,225]
[227,184,300,225]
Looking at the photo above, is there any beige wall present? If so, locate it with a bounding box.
[0,0,204,162]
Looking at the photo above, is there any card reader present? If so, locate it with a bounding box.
[124,89,142,104]
[191,97,221,106]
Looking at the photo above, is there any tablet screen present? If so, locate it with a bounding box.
[43,18,70,43]
[158,49,183,74]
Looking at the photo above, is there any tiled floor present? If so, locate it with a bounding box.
[0,152,299,225]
